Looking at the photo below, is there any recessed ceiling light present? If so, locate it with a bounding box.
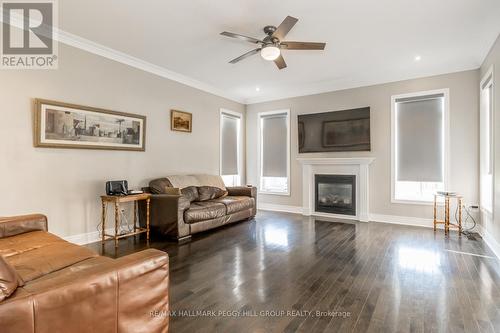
[414,55,422,62]
[255,86,260,92]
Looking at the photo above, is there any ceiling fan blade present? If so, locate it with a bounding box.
[274,54,287,70]
[280,41,326,50]
[229,48,261,64]
[272,16,298,40]
[220,31,264,44]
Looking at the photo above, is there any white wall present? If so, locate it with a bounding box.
[246,70,479,220]
[0,44,244,240]
[480,33,500,253]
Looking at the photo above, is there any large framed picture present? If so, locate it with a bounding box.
[34,99,146,151]
[170,109,192,132]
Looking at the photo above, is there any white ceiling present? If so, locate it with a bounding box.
[59,0,500,104]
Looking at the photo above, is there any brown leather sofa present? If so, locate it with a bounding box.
[141,174,257,242]
[0,214,169,333]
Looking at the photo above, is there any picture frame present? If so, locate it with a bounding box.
[170,109,192,132]
[34,99,146,151]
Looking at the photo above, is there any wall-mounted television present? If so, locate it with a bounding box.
[298,107,371,153]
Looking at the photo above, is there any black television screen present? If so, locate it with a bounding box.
[298,107,371,153]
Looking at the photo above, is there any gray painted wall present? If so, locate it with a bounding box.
[0,44,245,239]
[480,34,500,246]
[246,70,479,220]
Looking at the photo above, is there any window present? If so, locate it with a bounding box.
[480,68,494,213]
[220,110,242,187]
[391,90,449,203]
[258,110,290,195]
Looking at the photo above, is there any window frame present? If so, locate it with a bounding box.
[219,109,243,187]
[480,66,494,214]
[257,109,291,196]
[391,88,450,205]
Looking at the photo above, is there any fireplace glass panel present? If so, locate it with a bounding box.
[315,175,356,215]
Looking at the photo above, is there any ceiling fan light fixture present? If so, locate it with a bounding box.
[260,45,280,61]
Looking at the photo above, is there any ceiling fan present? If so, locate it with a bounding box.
[220,16,326,70]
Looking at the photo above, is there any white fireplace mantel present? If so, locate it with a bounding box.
[297,157,375,222]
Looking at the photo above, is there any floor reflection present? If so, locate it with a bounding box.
[397,246,442,274]
[263,225,289,248]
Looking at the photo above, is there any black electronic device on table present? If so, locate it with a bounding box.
[105,180,129,196]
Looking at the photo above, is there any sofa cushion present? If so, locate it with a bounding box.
[0,255,19,301]
[182,186,200,202]
[213,196,255,214]
[149,178,173,194]
[28,256,113,284]
[197,186,227,201]
[184,202,226,223]
[0,231,98,282]
[0,231,62,258]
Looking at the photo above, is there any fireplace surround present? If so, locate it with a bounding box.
[298,157,375,221]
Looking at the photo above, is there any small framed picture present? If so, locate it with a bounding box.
[170,109,192,132]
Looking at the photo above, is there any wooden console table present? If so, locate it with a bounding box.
[100,193,151,247]
[433,193,462,236]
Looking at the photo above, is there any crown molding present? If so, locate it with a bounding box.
[1,12,244,103]
[245,66,480,104]
[56,30,245,104]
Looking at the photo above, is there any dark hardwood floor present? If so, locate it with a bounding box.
[86,210,500,333]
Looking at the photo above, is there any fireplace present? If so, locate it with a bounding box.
[315,174,356,215]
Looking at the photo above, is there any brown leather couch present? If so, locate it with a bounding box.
[141,174,257,242]
[0,214,169,333]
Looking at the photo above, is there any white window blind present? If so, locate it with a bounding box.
[395,94,444,182]
[261,113,288,177]
[259,110,290,194]
[480,72,494,212]
[220,113,239,176]
[392,90,448,203]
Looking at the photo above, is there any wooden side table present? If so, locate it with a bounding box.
[433,193,462,236]
[100,193,151,247]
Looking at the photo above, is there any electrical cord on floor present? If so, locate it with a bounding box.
[119,209,134,234]
[454,202,477,235]
[96,207,135,238]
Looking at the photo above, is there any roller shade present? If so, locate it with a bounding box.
[396,94,444,182]
[221,113,239,175]
[262,113,288,177]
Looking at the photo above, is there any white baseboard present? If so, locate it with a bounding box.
[476,224,500,260]
[368,213,436,229]
[63,230,100,245]
[62,226,133,245]
[258,203,303,214]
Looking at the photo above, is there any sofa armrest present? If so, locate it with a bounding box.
[0,249,169,333]
[227,186,257,217]
[0,214,47,238]
[140,194,191,239]
[227,186,257,198]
